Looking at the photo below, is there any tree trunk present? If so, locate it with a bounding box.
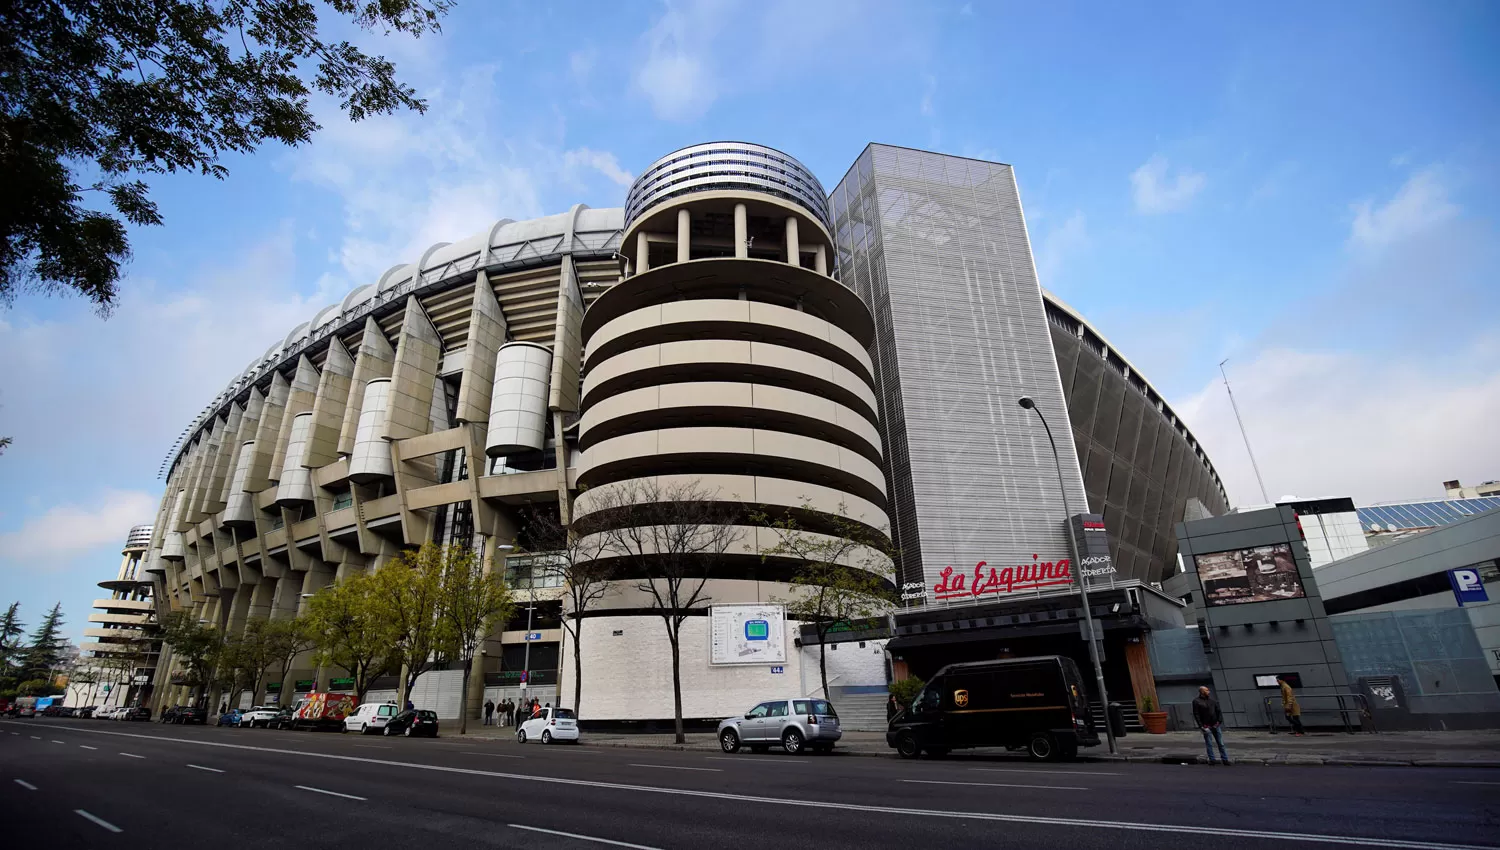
[818,630,830,699]
[457,661,471,736]
[571,619,584,717]
[669,628,684,744]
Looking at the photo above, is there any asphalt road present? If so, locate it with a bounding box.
[3,718,1498,849]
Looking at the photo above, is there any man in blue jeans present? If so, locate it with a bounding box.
[1191,685,1231,765]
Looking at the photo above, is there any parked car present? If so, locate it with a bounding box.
[126,706,151,721]
[717,698,840,755]
[217,709,244,727]
[886,655,1099,761]
[267,707,294,729]
[517,707,580,745]
[343,702,399,735]
[240,706,280,728]
[383,709,439,738]
[176,706,208,725]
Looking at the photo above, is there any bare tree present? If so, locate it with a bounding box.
[522,508,614,718]
[587,478,741,744]
[755,502,896,700]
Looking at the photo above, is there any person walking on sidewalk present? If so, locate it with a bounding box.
[483,699,495,726]
[1278,676,1305,736]
[887,693,900,723]
[1192,685,1231,765]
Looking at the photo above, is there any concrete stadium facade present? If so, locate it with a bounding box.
[140,142,1226,726]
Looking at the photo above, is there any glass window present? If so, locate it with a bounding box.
[793,699,835,716]
[745,703,770,719]
[379,705,395,716]
[553,708,576,719]
[767,701,789,718]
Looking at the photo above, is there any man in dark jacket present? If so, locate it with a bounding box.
[1192,686,1230,765]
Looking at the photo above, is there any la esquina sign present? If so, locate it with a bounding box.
[933,555,1074,601]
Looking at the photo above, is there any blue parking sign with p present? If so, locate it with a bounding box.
[1449,568,1489,606]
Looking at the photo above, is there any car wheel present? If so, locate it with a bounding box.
[719,729,741,753]
[782,728,805,755]
[517,729,527,744]
[405,725,413,738]
[895,732,921,759]
[1027,732,1057,762]
[384,724,394,737]
[542,730,553,744]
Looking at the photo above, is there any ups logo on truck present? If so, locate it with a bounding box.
[953,689,970,707]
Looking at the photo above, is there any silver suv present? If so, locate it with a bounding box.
[718,698,841,755]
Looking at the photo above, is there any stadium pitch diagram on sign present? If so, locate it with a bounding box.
[710,604,787,665]
[1196,543,1306,606]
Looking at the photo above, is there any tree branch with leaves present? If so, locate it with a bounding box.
[433,544,514,736]
[304,570,395,702]
[754,502,896,700]
[370,544,447,707]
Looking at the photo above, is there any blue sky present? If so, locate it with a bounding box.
[2,0,1497,642]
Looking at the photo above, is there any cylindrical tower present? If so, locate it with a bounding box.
[571,143,892,723]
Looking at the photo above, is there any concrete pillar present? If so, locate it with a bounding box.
[636,231,650,273]
[734,203,748,258]
[785,216,800,267]
[815,244,827,275]
[677,208,690,263]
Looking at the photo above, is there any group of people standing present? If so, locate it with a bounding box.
[482,697,543,726]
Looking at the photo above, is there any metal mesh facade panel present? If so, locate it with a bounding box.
[833,145,1088,602]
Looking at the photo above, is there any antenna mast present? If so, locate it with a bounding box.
[1220,359,1270,504]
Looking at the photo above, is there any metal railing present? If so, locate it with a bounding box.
[1263,693,1376,734]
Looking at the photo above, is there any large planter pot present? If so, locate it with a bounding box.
[1141,711,1169,734]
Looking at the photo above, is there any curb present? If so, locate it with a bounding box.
[458,735,1500,768]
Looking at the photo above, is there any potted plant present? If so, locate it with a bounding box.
[1139,694,1169,734]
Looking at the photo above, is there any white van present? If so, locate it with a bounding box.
[343,702,399,734]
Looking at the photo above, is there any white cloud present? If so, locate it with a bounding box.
[1348,167,1457,253]
[919,74,938,117]
[634,1,728,121]
[0,490,157,566]
[1036,211,1088,287]
[564,148,634,187]
[1176,344,1500,506]
[1130,155,1206,214]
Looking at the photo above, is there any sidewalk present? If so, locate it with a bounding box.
[459,724,1500,767]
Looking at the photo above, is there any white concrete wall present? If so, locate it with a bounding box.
[559,615,812,720]
[798,638,889,696]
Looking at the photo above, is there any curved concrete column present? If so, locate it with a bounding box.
[348,378,394,483]
[276,412,315,506]
[485,342,552,457]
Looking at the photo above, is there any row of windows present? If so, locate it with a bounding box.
[1357,498,1500,532]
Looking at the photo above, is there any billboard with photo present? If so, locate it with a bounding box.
[1195,543,1305,606]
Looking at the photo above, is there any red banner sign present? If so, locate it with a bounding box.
[933,556,1074,601]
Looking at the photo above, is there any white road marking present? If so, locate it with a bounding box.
[509,823,662,849]
[904,778,1087,791]
[118,752,144,759]
[29,736,40,739]
[295,784,366,801]
[8,732,16,735]
[50,740,65,744]
[80,745,98,750]
[187,764,224,773]
[4,721,1490,850]
[970,767,1123,777]
[14,779,37,790]
[629,763,721,772]
[460,751,524,759]
[75,809,123,833]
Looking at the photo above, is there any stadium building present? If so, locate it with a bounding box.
[141,142,1227,726]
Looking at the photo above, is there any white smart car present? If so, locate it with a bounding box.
[517,707,580,744]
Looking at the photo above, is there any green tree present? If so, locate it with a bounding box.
[263,617,317,705]
[370,544,446,707]
[158,610,221,704]
[433,544,514,736]
[888,677,924,709]
[19,602,67,684]
[0,602,24,692]
[756,503,896,701]
[305,570,395,701]
[0,0,451,312]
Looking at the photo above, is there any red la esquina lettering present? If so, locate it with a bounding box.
[932,555,1072,600]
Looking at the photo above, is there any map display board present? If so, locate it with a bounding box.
[710,604,787,665]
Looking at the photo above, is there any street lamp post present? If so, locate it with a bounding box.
[1018,395,1118,754]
